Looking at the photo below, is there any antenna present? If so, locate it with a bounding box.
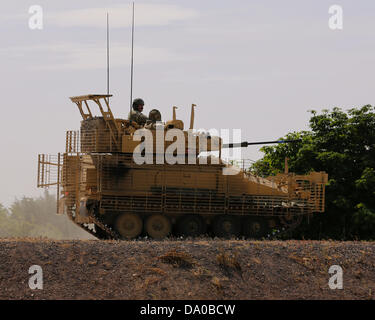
[190,104,196,129]
[106,12,110,98]
[130,2,135,112]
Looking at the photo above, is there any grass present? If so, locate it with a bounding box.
[216,250,242,273]
[158,249,195,268]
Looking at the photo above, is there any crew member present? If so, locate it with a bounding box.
[128,98,148,126]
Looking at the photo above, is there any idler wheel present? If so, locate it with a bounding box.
[145,214,172,239]
[243,217,267,239]
[177,214,206,237]
[115,213,143,239]
[212,215,241,238]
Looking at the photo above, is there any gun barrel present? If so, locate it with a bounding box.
[222,139,301,148]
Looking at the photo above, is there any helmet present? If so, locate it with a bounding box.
[148,109,162,122]
[132,98,144,111]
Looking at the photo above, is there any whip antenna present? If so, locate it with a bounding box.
[130,2,135,111]
[106,12,110,98]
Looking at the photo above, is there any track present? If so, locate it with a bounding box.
[76,206,306,240]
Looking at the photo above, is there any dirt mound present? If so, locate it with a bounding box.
[0,239,374,300]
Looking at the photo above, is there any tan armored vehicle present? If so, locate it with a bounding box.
[37,94,328,239]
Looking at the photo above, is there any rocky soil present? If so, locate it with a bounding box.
[0,239,374,300]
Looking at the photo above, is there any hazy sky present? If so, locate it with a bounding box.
[1,0,374,206]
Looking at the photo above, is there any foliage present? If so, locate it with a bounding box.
[252,105,375,239]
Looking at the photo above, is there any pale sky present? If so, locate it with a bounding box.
[1,0,375,206]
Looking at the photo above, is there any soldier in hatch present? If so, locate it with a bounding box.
[128,98,148,126]
[144,109,162,129]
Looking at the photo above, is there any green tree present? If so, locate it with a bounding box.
[252,106,375,239]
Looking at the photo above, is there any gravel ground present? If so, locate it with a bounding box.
[0,239,374,300]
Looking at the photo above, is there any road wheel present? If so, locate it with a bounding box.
[279,211,303,229]
[115,213,143,239]
[243,217,267,239]
[213,215,241,238]
[145,214,171,239]
[177,214,206,237]
[268,218,277,229]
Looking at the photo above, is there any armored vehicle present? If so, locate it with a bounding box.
[37,94,328,239]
